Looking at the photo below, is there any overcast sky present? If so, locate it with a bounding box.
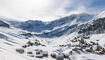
[0,0,105,21]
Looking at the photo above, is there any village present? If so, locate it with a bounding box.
[16,36,105,60]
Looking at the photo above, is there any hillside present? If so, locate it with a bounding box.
[0,10,105,60]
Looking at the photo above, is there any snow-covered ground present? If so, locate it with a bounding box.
[0,27,105,60]
[0,10,105,60]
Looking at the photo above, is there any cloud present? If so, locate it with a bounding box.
[0,0,105,21]
[0,0,70,21]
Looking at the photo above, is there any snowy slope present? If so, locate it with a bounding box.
[0,27,30,60]
[9,13,94,33]
[1,28,105,60]
[97,10,105,18]
[8,13,93,38]
[78,10,105,35]
[0,10,105,60]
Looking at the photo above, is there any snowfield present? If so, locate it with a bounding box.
[0,27,105,60]
[0,10,105,60]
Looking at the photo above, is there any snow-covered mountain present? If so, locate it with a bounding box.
[9,13,94,32]
[0,10,105,60]
[8,13,94,38]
